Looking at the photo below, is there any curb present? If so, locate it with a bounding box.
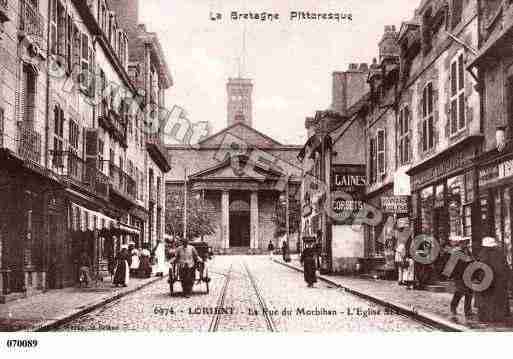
[274,259,469,332]
[30,276,166,332]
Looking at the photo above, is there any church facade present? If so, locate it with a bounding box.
[165,78,302,253]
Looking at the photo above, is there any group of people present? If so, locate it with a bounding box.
[394,234,512,323]
[112,240,168,287]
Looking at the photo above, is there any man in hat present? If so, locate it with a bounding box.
[171,238,201,297]
[448,236,474,317]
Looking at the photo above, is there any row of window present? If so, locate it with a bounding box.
[368,51,467,184]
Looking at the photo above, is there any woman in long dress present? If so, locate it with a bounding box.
[154,239,167,277]
[139,247,152,278]
[113,245,130,287]
[300,243,317,287]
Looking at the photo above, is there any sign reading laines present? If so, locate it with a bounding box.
[331,165,366,223]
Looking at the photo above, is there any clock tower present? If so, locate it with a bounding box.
[227,78,253,127]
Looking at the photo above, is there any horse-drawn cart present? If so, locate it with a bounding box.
[168,242,211,295]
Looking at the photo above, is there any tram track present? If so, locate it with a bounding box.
[243,261,277,332]
[208,264,233,332]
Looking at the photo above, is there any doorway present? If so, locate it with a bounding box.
[229,193,250,248]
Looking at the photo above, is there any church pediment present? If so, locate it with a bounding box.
[189,156,283,182]
[198,122,283,149]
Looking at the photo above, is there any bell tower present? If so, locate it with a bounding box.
[227,78,253,127]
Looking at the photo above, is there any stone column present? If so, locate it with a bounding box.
[221,191,230,249]
[250,191,259,250]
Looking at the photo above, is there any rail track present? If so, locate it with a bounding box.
[208,264,232,332]
[243,261,277,332]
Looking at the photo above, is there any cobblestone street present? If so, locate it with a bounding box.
[58,256,433,332]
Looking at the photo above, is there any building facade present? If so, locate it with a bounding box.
[166,78,302,254]
[0,0,171,302]
[469,0,513,269]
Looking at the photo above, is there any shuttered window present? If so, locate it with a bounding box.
[377,129,386,177]
[450,53,466,135]
[399,106,410,165]
[422,82,434,151]
[52,105,64,168]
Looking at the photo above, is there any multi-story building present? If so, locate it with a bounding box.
[468,0,513,269]
[398,0,482,273]
[0,0,172,302]
[110,0,172,248]
[299,65,368,274]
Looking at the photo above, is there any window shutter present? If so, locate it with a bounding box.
[84,128,99,177]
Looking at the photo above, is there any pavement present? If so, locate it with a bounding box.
[274,255,513,332]
[0,273,165,332]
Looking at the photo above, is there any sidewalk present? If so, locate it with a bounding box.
[0,274,165,332]
[275,256,513,332]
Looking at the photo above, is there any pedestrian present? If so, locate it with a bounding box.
[139,246,152,278]
[113,245,131,287]
[171,237,201,298]
[130,247,140,278]
[267,240,275,260]
[448,237,474,317]
[153,239,167,277]
[476,236,511,322]
[282,239,290,262]
[395,240,407,285]
[78,251,92,288]
[300,242,317,287]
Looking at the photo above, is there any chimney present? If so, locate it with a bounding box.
[305,117,316,138]
[331,64,370,115]
[379,25,400,62]
[109,0,140,38]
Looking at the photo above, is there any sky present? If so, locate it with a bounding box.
[139,0,419,145]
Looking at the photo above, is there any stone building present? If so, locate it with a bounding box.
[0,0,171,302]
[299,64,369,274]
[468,0,513,269]
[166,78,302,254]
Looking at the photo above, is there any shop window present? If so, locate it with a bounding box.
[450,52,465,135]
[398,106,410,165]
[447,175,464,240]
[494,191,503,244]
[376,129,386,179]
[421,82,435,152]
[503,189,512,266]
[420,186,434,235]
[52,105,64,168]
[369,138,376,184]
[451,0,463,30]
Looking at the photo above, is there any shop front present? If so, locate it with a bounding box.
[477,149,513,268]
[407,139,482,285]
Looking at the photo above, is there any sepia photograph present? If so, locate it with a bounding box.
[0,0,513,353]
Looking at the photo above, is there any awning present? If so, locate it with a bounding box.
[71,202,117,232]
[118,223,141,235]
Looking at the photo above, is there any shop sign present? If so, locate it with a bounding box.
[331,165,366,195]
[381,196,410,214]
[479,159,513,187]
[331,165,366,224]
[412,148,474,191]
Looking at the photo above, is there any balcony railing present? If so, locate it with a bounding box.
[146,134,172,172]
[51,150,109,199]
[109,163,137,201]
[98,109,127,148]
[19,0,44,40]
[17,121,41,164]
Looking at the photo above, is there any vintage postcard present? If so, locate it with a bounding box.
[1,1,513,351]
